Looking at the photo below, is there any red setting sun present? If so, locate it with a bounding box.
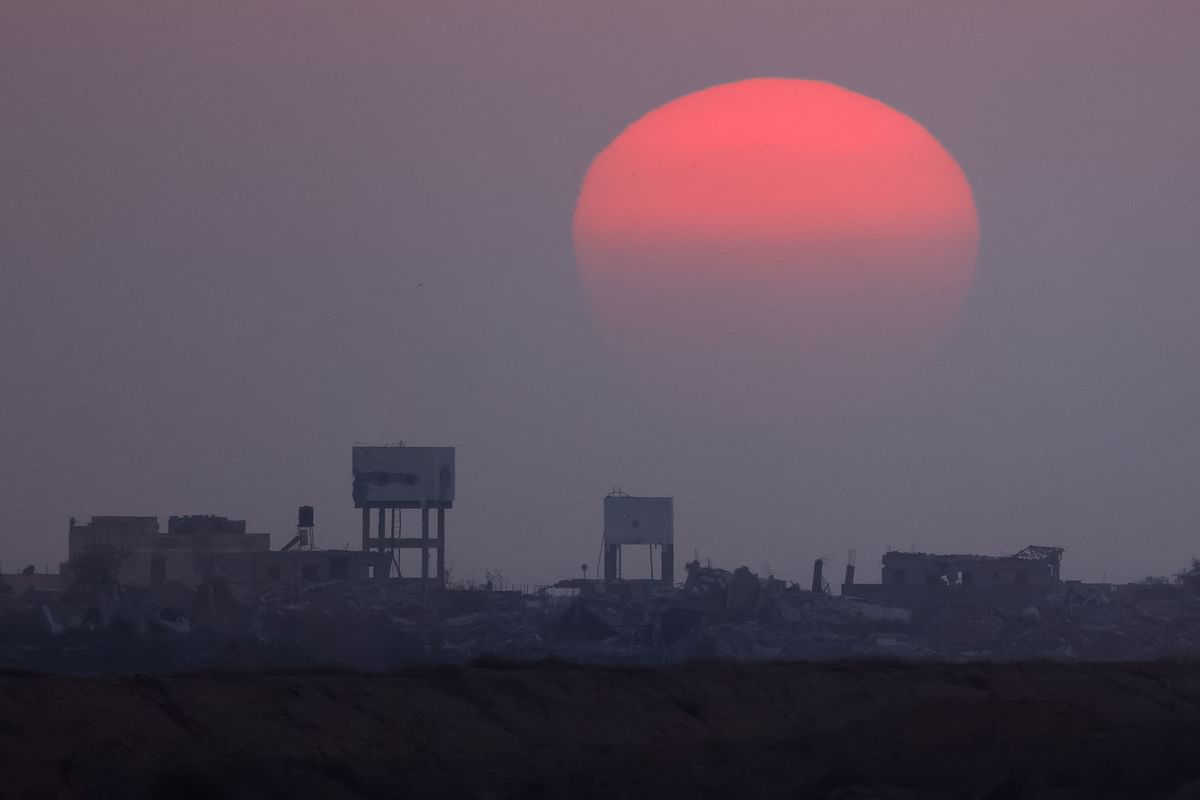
[574,78,979,413]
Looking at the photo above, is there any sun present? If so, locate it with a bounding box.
[573,78,979,413]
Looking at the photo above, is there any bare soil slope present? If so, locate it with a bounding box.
[1,661,1199,799]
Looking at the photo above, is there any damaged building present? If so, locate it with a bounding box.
[205,505,391,596]
[206,549,390,597]
[68,514,270,588]
[843,545,1064,608]
[67,509,397,597]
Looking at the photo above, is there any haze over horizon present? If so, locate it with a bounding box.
[2,2,1198,587]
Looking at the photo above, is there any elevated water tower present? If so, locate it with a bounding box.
[352,445,454,584]
[603,491,674,586]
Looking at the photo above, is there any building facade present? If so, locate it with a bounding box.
[843,545,1064,609]
[68,515,270,589]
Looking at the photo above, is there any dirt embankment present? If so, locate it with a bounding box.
[1,661,1199,799]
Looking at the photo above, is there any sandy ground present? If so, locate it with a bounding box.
[1,660,1199,799]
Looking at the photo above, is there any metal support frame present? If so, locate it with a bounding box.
[603,542,675,586]
[358,502,449,586]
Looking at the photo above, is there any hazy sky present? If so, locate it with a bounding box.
[3,2,1198,586]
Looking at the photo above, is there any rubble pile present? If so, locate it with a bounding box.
[3,561,1200,673]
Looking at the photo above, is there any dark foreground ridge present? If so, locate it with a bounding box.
[2,660,1199,799]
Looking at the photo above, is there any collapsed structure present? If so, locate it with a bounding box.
[68,515,269,588]
[66,512,388,597]
[843,545,1065,609]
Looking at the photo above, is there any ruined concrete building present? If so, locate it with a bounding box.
[207,505,390,595]
[843,545,1064,608]
[207,549,389,596]
[67,513,392,596]
[68,515,270,588]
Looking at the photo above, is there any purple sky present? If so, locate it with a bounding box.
[2,2,1198,586]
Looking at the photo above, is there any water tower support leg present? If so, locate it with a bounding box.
[437,507,446,584]
[421,505,430,580]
